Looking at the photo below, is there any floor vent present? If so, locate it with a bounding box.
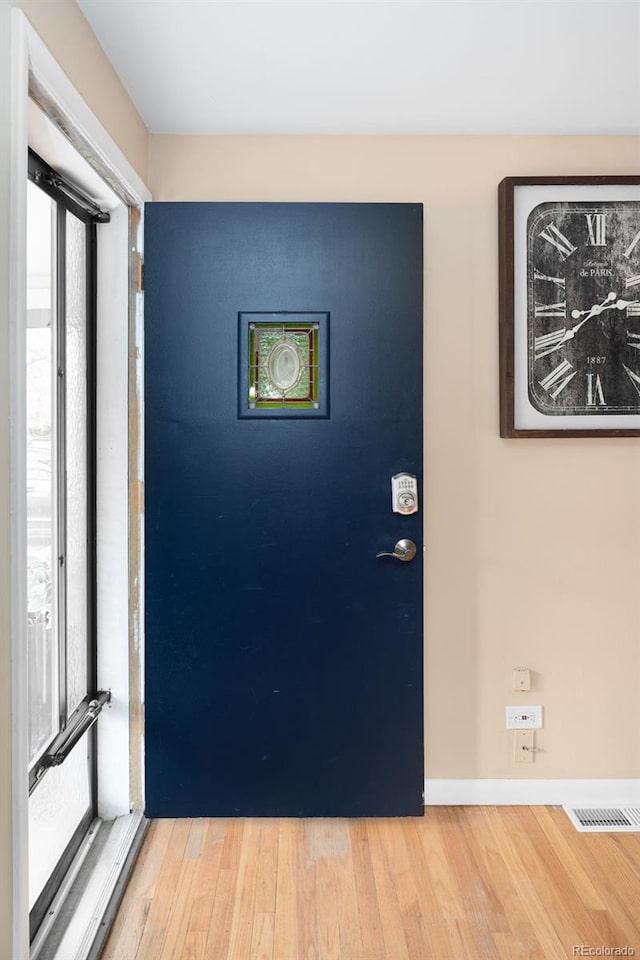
[563,806,640,832]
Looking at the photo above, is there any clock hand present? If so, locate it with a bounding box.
[569,291,616,332]
[563,294,639,342]
[572,297,640,316]
[537,293,640,358]
[538,293,626,357]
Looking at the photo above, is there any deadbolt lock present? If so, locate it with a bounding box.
[391,473,419,515]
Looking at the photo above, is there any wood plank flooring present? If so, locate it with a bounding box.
[101,807,640,960]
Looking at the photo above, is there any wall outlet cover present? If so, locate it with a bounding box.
[506,705,543,729]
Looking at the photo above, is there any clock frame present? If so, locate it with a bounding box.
[499,176,640,438]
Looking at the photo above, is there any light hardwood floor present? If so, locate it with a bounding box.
[101,807,640,960]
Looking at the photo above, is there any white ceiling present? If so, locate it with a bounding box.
[77,0,640,136]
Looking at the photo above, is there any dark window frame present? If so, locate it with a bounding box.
[27,148,107,940]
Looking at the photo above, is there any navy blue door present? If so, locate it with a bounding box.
[145,203,423,817]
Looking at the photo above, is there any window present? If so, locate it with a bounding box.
[26,149,107,934]
[239,312,330,418]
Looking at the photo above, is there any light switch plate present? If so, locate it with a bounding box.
[514,730,535,762]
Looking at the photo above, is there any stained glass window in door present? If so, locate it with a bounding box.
[248,322,320,409]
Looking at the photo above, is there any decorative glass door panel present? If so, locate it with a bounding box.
[239,312,329,418]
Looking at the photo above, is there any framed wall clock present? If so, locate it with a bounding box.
[499,176,640,437]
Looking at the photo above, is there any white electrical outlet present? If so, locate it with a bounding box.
[506,705,543,729]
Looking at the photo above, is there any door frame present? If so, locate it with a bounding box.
[1,8,149,956]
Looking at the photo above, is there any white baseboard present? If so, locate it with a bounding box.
[424,778,640,806]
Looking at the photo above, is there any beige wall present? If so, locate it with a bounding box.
[20,0,148,182]
[150,134,640,780]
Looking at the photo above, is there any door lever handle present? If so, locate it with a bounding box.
[376,539,417,562]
